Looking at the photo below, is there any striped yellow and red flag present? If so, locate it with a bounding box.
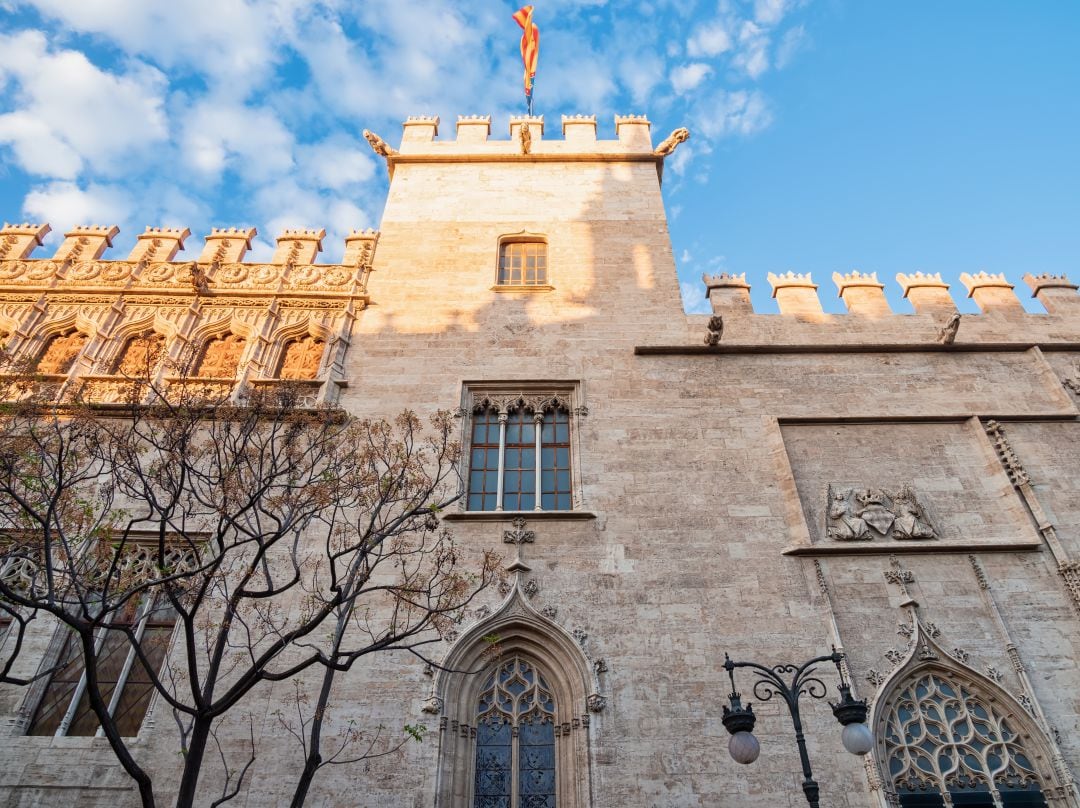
[512,5,539,110]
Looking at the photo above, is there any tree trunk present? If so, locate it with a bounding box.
[174,714,214,808]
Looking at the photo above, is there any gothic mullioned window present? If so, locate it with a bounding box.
[35,330,87,375]
[497,241,547,288]
[883,671,1048,807]
[277,335,325,380]
[474,657,556,808]
[26,542,195,738]
[467,394,574,512]
[195,332,246,378]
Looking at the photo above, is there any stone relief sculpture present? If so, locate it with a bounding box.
[826,485,937,542]
[519,121,532,155]
[653,127,689,156]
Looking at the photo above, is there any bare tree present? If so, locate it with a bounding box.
[0,381,497,808]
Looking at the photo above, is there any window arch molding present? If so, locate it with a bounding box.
[29,317,95,376]
[433,583,594,808]
[185,318,255,379]
[868,621,1075,807]
[103,317,174,377]
[263,319,332,381]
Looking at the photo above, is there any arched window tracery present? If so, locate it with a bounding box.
[276,335,324,380]
[880,669,1051,807]
[114,333,166,377]
[474,656,557,808]
[35,330,87,375]
[195,332,245,378]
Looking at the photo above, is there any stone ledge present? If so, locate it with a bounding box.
[442,510,596,522]
[783,541,1043,556]
[635,342,1080,355]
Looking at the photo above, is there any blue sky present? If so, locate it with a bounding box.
[0,1,1077,315]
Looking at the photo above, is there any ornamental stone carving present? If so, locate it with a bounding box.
[36,331,87,375]
[586,693,606,712]
[826,485,936,542]
[196,333,246,378]
[278,335,324,380]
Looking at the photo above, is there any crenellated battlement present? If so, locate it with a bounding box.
[705,269,1080,318]
[370,113,687,164]
[0,222,377,273]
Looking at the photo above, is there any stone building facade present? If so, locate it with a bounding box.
[2,112,1080,807]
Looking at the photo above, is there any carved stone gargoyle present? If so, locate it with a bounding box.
[654,127,690,157]
[363,129,397,165]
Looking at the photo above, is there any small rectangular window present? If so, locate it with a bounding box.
[498,242,547,287]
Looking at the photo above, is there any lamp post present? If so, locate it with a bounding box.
[721,647,874,808]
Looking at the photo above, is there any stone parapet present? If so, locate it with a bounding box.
[896,272,956,314]
[0,223,50,260]
[272,228,325,265]
[1024,273,1079,314]
[768,271,822,316]
[960,271,1023,313]
[561,114,597,145]
[614,115,652,150]
[54,225,119,262]
[456,115,491,143]
[343,229,380,267]
[509,115,544,140]
[129,227,190,262]
[401,115,440,144]
[833,270,889,316]
[703,273,751,314]
[200,227,257,263]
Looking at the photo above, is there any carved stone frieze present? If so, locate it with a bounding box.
[827,485,936,542]
[586,694,606,712]
[503,517,535,545]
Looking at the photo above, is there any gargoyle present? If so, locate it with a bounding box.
[654,127,690,157]
[704,314,723,346]
[520,121,532,155]
[938,312,961,345]
[363,129,397,159]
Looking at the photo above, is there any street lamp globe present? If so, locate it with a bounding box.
[728,730,761,765]
[841,721,874,756]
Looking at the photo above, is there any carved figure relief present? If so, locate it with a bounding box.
[35,330,87,375]
[827,485,936,542]
[195,333,246,378]
[277,335,324,380]
[115,333,166,377]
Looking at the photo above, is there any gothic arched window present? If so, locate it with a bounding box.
[883,671,1048,807]
[277,335,325,380]
[36,330,87,375]
[195,332,245,378]
[474,656,556,808]
[114,333,166,377]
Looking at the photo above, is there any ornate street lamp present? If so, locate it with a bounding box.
[721,647,873,808]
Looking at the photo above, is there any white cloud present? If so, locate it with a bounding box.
[686,19,733,58]
[22,180,133,234]
[680,280,711,314]
[680,249,692,263]
[297,139,376,192]
[181,100,294,184]
[775,25,807,69]
[733,21,770,79]
[0,30,167,179]
[20,0,286,93]
[754,0,792,26]
[695,89,773,139]
[670,63,713,94]
[669,144,694,177]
